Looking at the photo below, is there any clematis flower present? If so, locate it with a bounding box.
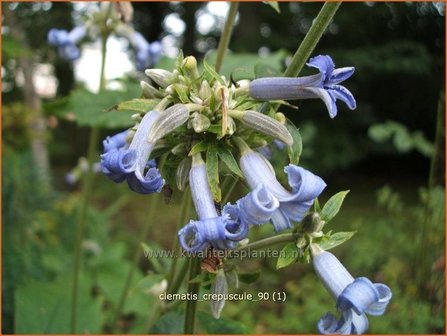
[312,249,392,334]
[238,148,326,231]
[249,55,356,118]
[100,111,165,193]
[129,32,162,71]
[47,26,87,61]
[178,155,248,253]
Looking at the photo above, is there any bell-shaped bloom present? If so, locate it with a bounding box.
[100,111,165,194]
[178,157,248,253]
[239,150,326,231]
[47,26,87,61]
[313,250,392,334]
[129,32,162,70]
[249,55,356,118]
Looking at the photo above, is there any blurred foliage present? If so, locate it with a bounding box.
[2,1,445,334]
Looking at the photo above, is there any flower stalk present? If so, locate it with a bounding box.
[214,2,239,73]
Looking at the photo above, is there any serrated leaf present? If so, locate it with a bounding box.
[263,1,281,13]
[114,98,159,113]
[206,145,221,202]
[188,140,208,156]
[320,190,350,222]
[286,120,302,165]
[238,270,260,284]
[203,60,225,85]
[276,243,299,269]
[318,231,356,251]
[217,145,243,178]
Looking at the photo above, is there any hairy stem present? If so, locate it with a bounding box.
[214,2,239,73]
[284,2,341,77]
[183,256,202,334]
[229,233,296,258]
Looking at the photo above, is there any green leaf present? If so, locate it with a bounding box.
[286,120,302,165]
[238,270,261,284]
[276,243,299,269]
[50,83,142,128]
[263,1,281,13]
[217,145,244,178]
[203,59,225,85]
[320,190,350,222]
[254,62,282,78]
[15,275,103,333]
[230,68,255,82]
[188,140,208,156]
[318,231,356,251]
[114,98,159,113]
[198,311,249,334]
[206,145,221,202]
[150,311,185,334]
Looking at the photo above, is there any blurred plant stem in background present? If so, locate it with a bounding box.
[415,91,445,295]
[70,5,112,332]
[3,6,50,188]
[214,2,239,73]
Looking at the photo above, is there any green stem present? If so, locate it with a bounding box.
[284,2,341,78]
[183,256,202,334]
[167,257,190,297]
[230,233,296,257]
[70,19,109,333]
[222,176,239,204]
[113,195,161,329]
[166,190,192,293]
[214,2,239,73]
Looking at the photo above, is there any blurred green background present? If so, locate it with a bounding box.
[2,1,445,334]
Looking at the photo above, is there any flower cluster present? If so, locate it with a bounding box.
[312,248,392,334]
[99,52,391,333]
[47,5,162,70]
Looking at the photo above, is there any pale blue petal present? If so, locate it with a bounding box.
[126,167,164,194]
[237,184,279,226]
[306,55,335,82]
[301,87,338,118]
[284,165,327,201]
[278,199,313,222]
[270,209,292,232]
[337,277,380,315]
[67,26,87,44]
[313,251,354,300]
[103,130,128,153]
[350,311,369,334]
[364,283,392,316]
[189,163,219,220]
[222,205,249,241]
[328,85,357,110]
[317,310,368,335]
[327,67,355,86]
[100,149,136,175]
[178,221,208,253]
[249,75,322,101]
[58,44,80,61]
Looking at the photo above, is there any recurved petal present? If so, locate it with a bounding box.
[68,26,87,44]
[337,277,380,315]
[147,104,189,143]
[328,85,357,110]
[284,165,327,201]
[222,204,249,241]
[126,167,165,194]
[100,161,127,183]
[237,184,280,226]
[103,130,128,153]
[58,44,81,61]
[301,87,338,118]
[306,55,335,82]
[178,221,208,253]
[317,310,368,335]
[327,67,355,86]
[364,283,392,316]
[278,199,313,222]
[100,149,136,174]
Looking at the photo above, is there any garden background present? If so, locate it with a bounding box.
[2,1,445,334]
